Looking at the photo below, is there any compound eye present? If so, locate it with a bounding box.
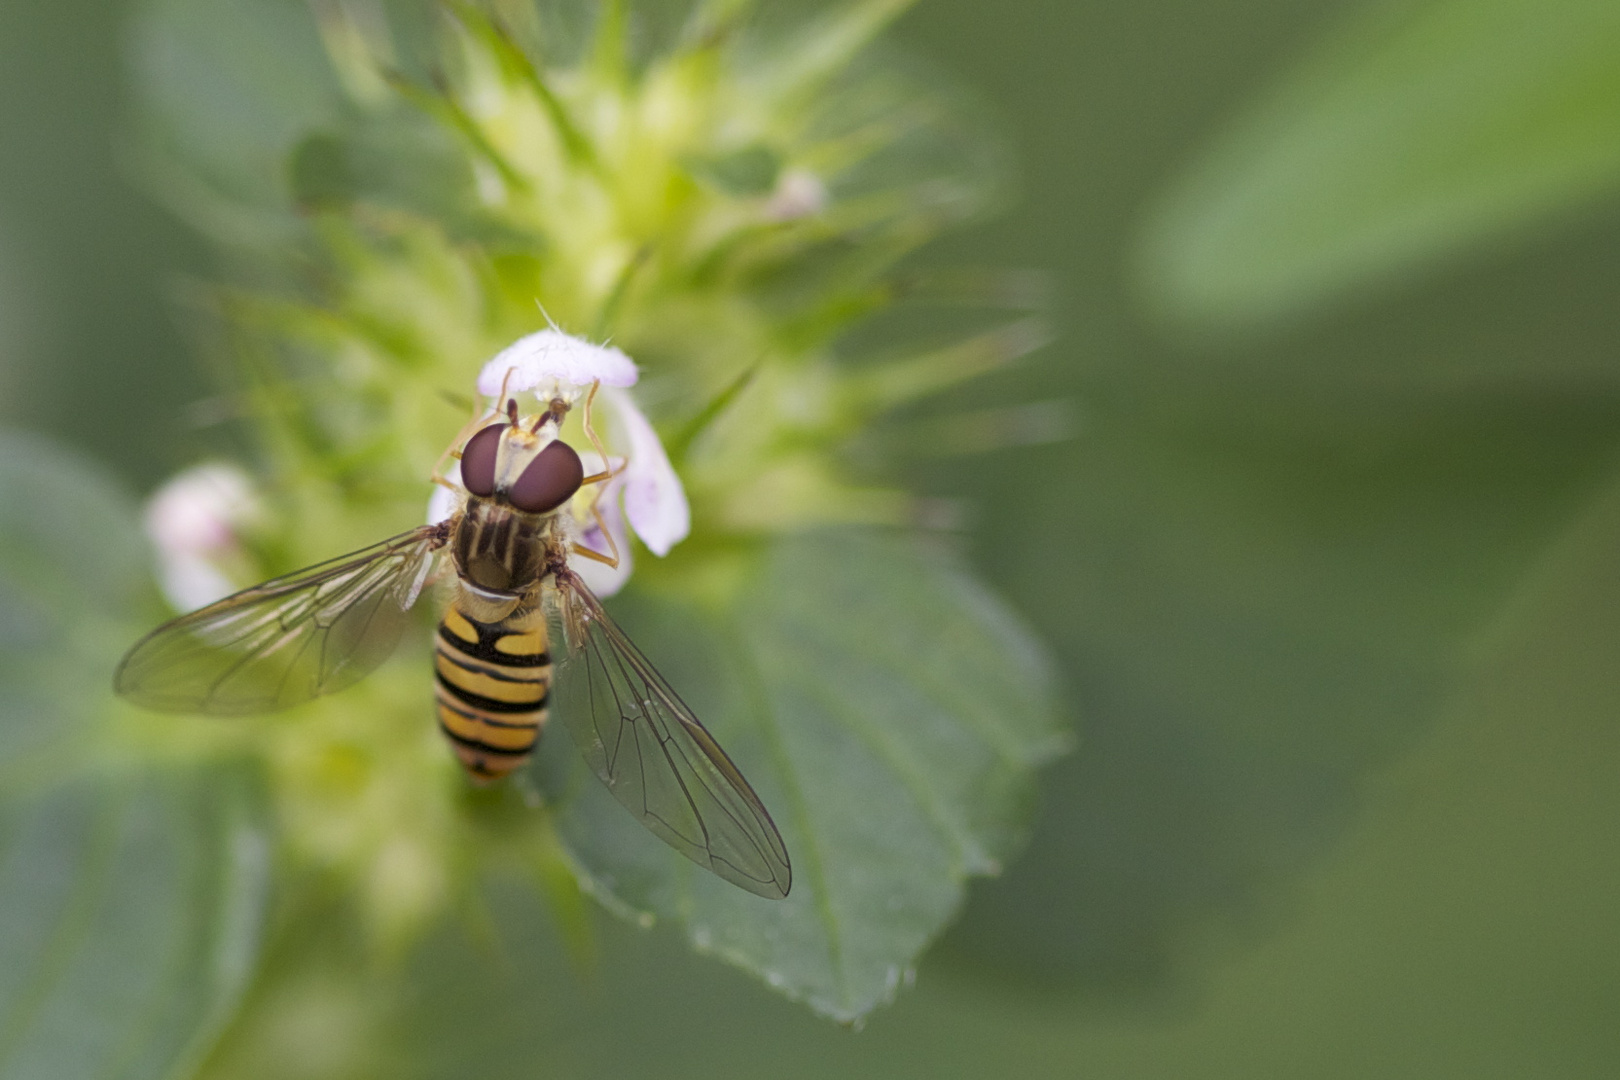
[508,440,584,514]
[460,423,505,497]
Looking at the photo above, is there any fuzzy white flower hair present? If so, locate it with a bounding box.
[475,329,639,398]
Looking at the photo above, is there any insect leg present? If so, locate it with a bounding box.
[430,367,519,487]
[431,416,484,488]
[580,381,625,482]
[570,544,618,569]
[571,494,621,568]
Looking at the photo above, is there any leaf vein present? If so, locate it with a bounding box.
[769,650,993,874]
[777,609,1040,767]
[725,624,846,1004]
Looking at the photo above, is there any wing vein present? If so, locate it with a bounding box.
[547,573,790,898]
[115,523,449,715]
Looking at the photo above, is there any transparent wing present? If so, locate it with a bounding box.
[548,569,792,899]
[116,524,450,716]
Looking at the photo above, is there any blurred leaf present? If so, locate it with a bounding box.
[938,383,1620,989]
[538,529,1068,1020]
[1137,0,1620,329]
[185,891,417,1080]
[0,429,147,612]
[683,144,783,196]
[0,430,148,759]
[129,0,345,242]
[287,132,356,211]
[0,429,272,1077]
[0,769,268,1080]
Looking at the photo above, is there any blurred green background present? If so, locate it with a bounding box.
[3,0,1619,1077]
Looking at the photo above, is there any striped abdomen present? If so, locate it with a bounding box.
[434,601,550,782]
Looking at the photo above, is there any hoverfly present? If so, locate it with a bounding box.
[115,385,791,900]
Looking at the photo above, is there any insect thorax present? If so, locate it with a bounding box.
[451,496,564,603]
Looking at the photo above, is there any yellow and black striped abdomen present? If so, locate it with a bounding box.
[434,603,550,783]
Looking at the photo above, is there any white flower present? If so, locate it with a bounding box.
[569,452,634,598]
[762,168,828,222]
[143,463,261,611]
[598,385,689,557]
[475,329,637,400]
[425,458,463,530]
[430,329,690,596]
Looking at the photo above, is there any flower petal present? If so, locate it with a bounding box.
[602,385,690,556]
[476,329,638,398]
[763,168,828,222]
[157,555,238,613]
[425,460,463,525]
[143,463,262,610]
[144,463,259,555]
[571,474,634,597]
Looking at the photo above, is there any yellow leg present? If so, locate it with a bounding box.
[570,542,618,567]
[580,381,624,480]
[429,367,516,486]
[570,492,621,569]
[567,381,631,570]
[431,410,486,488]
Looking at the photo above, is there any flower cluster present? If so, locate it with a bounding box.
[131,0,1053,966]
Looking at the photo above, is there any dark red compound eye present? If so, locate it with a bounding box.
[508,440,584,514]
[460,423,505,497]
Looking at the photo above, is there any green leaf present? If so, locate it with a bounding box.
[939,384,1620,986]
[129,0,345,240]
[0,431,148,760]
[1137,0,1620,329]
[0,429,272,1077]
[0,431,147,615]
[682,144,783,196]
[538,529,1069,1021]
[0,769,269,1080]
